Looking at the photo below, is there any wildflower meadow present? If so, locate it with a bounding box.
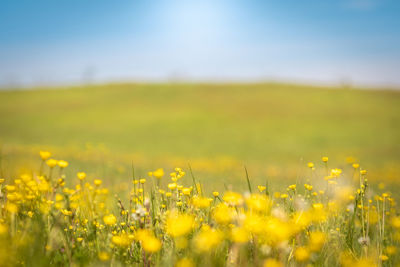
[0,149,399,267]
[0,83,400,266]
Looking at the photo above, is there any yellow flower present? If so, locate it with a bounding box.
[309,231,326,251]
[391,217,400,228]
[231,227,250,243]
[182,187,192,195]
[103,214,117,225]
[212,203,234,225]
[40,150,51,160]
[77,172,86,180]
[153,168,164,179]
[6,203,18,213]
[330,168,342,177]
[38,181,51,192]
[142,236,162,253]
[21,174,31,182]
[139,178,146,184]
[55,194,63,201]
[77,237,83,242]
[379,255,389,261]
[307,162,314,168]
[193,227,223,253]
[223,191,243,206]
[7,192,22,202]
[94,179,102,186]
[213,191,219,197]
[258,186,267,193]
[263,258,282,267]
[112,234,132,248]
[322,156,329,162]
[175,258,194,267]
[288,184,296,190]
[98,251,110,261]
[246,194,269,212]
[312,203,324,209]
[244,212,264,234]
[385,246,397,255]
[168,183,177,190]
[58,160,69,168]
[0,224,8,235]
[136,229,161,253]
[61,209,72,216]
[192,197,212,209]
[295,246,310,262]
[46,159,58,168]
[352,163,360,169]
[263,217,294,245]
[304,184,313,191]
[5,185,16,192]
[166,212,194,237]
[341,254,376,267]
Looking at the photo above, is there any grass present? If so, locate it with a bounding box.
[0,82,400,266]
[0,82,399,190]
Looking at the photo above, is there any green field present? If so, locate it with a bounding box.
[0,83,399,191]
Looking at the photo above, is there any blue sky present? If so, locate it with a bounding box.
[1,0,400,87]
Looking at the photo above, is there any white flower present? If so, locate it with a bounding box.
[358,236,370,246]
[131,205,146,221]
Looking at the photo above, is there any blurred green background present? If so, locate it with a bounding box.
[0,83,399,192]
